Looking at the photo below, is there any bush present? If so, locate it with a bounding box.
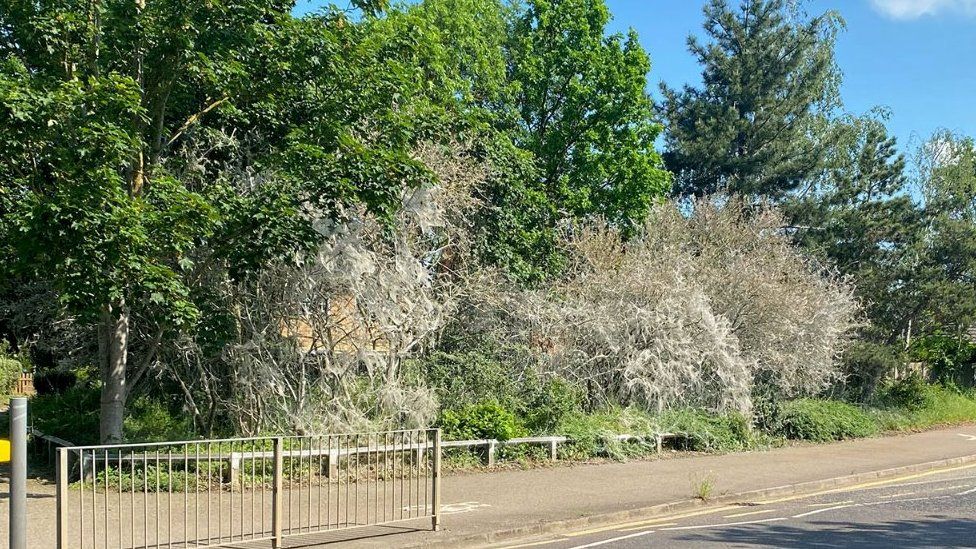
[870,383,976,431]
[521,376,585,433]
[123,397,194,443]
[913,333,976,387]
[0,342,25,402]
[33,369,77,396]
[661,409,753,452]
[876,375,932,412]
[438,401,527,441]
[777,399,877,442]
[30,383,101,445]
[842,342,903,401]
[413,348,584,435]
[0,357,21,397]
[556,407,658,460]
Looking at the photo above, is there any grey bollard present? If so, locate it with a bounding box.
[9,397,27,549]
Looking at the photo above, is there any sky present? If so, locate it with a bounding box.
[297,0,976,157]
[607,0,976,156]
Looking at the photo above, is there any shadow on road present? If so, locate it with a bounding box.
[677,517,976,548]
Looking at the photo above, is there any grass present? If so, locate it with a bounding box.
[869,384,976,432]
[690,471,716,501]
[777,398,879,442]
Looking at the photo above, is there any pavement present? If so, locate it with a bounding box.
[3,425,976,548]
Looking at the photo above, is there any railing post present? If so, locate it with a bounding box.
[431,429,441,531]
[272,437,284,548]
[9,397,27,549]
[56,447,68,548]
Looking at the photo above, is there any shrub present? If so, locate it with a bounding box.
[913,333,976,387]
[30,384,101,445]
[416,349,527,410]
[438,401,527,441]
[876,375,932,412]
[413,348,584,434]
[870,384,976,431]
[842,342,903,401]
[521,376,585,433]
[777,399,877,442]
[33,369,77,396]
[0,342,25,402]
[0,357,21,397]
[661,409,753,452]
[123,397,194,443]
[555,407,657,460]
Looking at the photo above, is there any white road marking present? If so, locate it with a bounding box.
[402,501,490,515]
[723,509,777,518]
[567,530,657,548]
[957,486,976,495]
[792,503,856,518]
[806,500,854,507]
[659,517,788,531]
[859,495,954,507]
[878,491,916,499]
[956,433,976,441]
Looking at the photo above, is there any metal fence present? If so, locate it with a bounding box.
[55,429,442,549]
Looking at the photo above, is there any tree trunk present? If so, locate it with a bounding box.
[99,299,129,443]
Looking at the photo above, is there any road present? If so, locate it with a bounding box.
[498,463,976,548]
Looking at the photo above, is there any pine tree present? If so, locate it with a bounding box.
[660,0,843,199]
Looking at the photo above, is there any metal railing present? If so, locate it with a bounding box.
[55,429,442,549]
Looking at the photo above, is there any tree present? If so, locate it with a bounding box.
[785,114,919,345]
[913,131,976,335]
[0,0,437,441]
[660,0,843,199]
[482,0,670,281]
[366,0,671,282]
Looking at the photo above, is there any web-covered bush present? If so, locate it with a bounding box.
[463,198,859,418]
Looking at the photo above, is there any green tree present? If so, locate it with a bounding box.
[486,0,670,280]
[785,114,919,345]
[369,0,671,282]
[661,0,843,199]
[913,131,976,335]
[0,0,435,441]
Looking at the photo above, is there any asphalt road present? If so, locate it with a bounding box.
[498,463,976,548]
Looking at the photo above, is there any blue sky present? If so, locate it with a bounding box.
[296,0,976,157]
[609,0,976,156]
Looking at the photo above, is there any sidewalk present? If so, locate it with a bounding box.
[335,425,976,548]
[2,425,976,548]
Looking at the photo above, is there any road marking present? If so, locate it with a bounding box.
[806,500,854,507]
[567,530,657,548]
[860,495,954,507]
[756,462,976,505]
[882,476,976,489]
[659,517,788,531]
[618,522,676,532]
[405,501,490,515]
[957,486,976,495]
[793,503,856,518]
[563,506,737,537]
[956,433,976,441]
[878,491,916,499]
[504,538,565,548]
[723,509,777,518]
